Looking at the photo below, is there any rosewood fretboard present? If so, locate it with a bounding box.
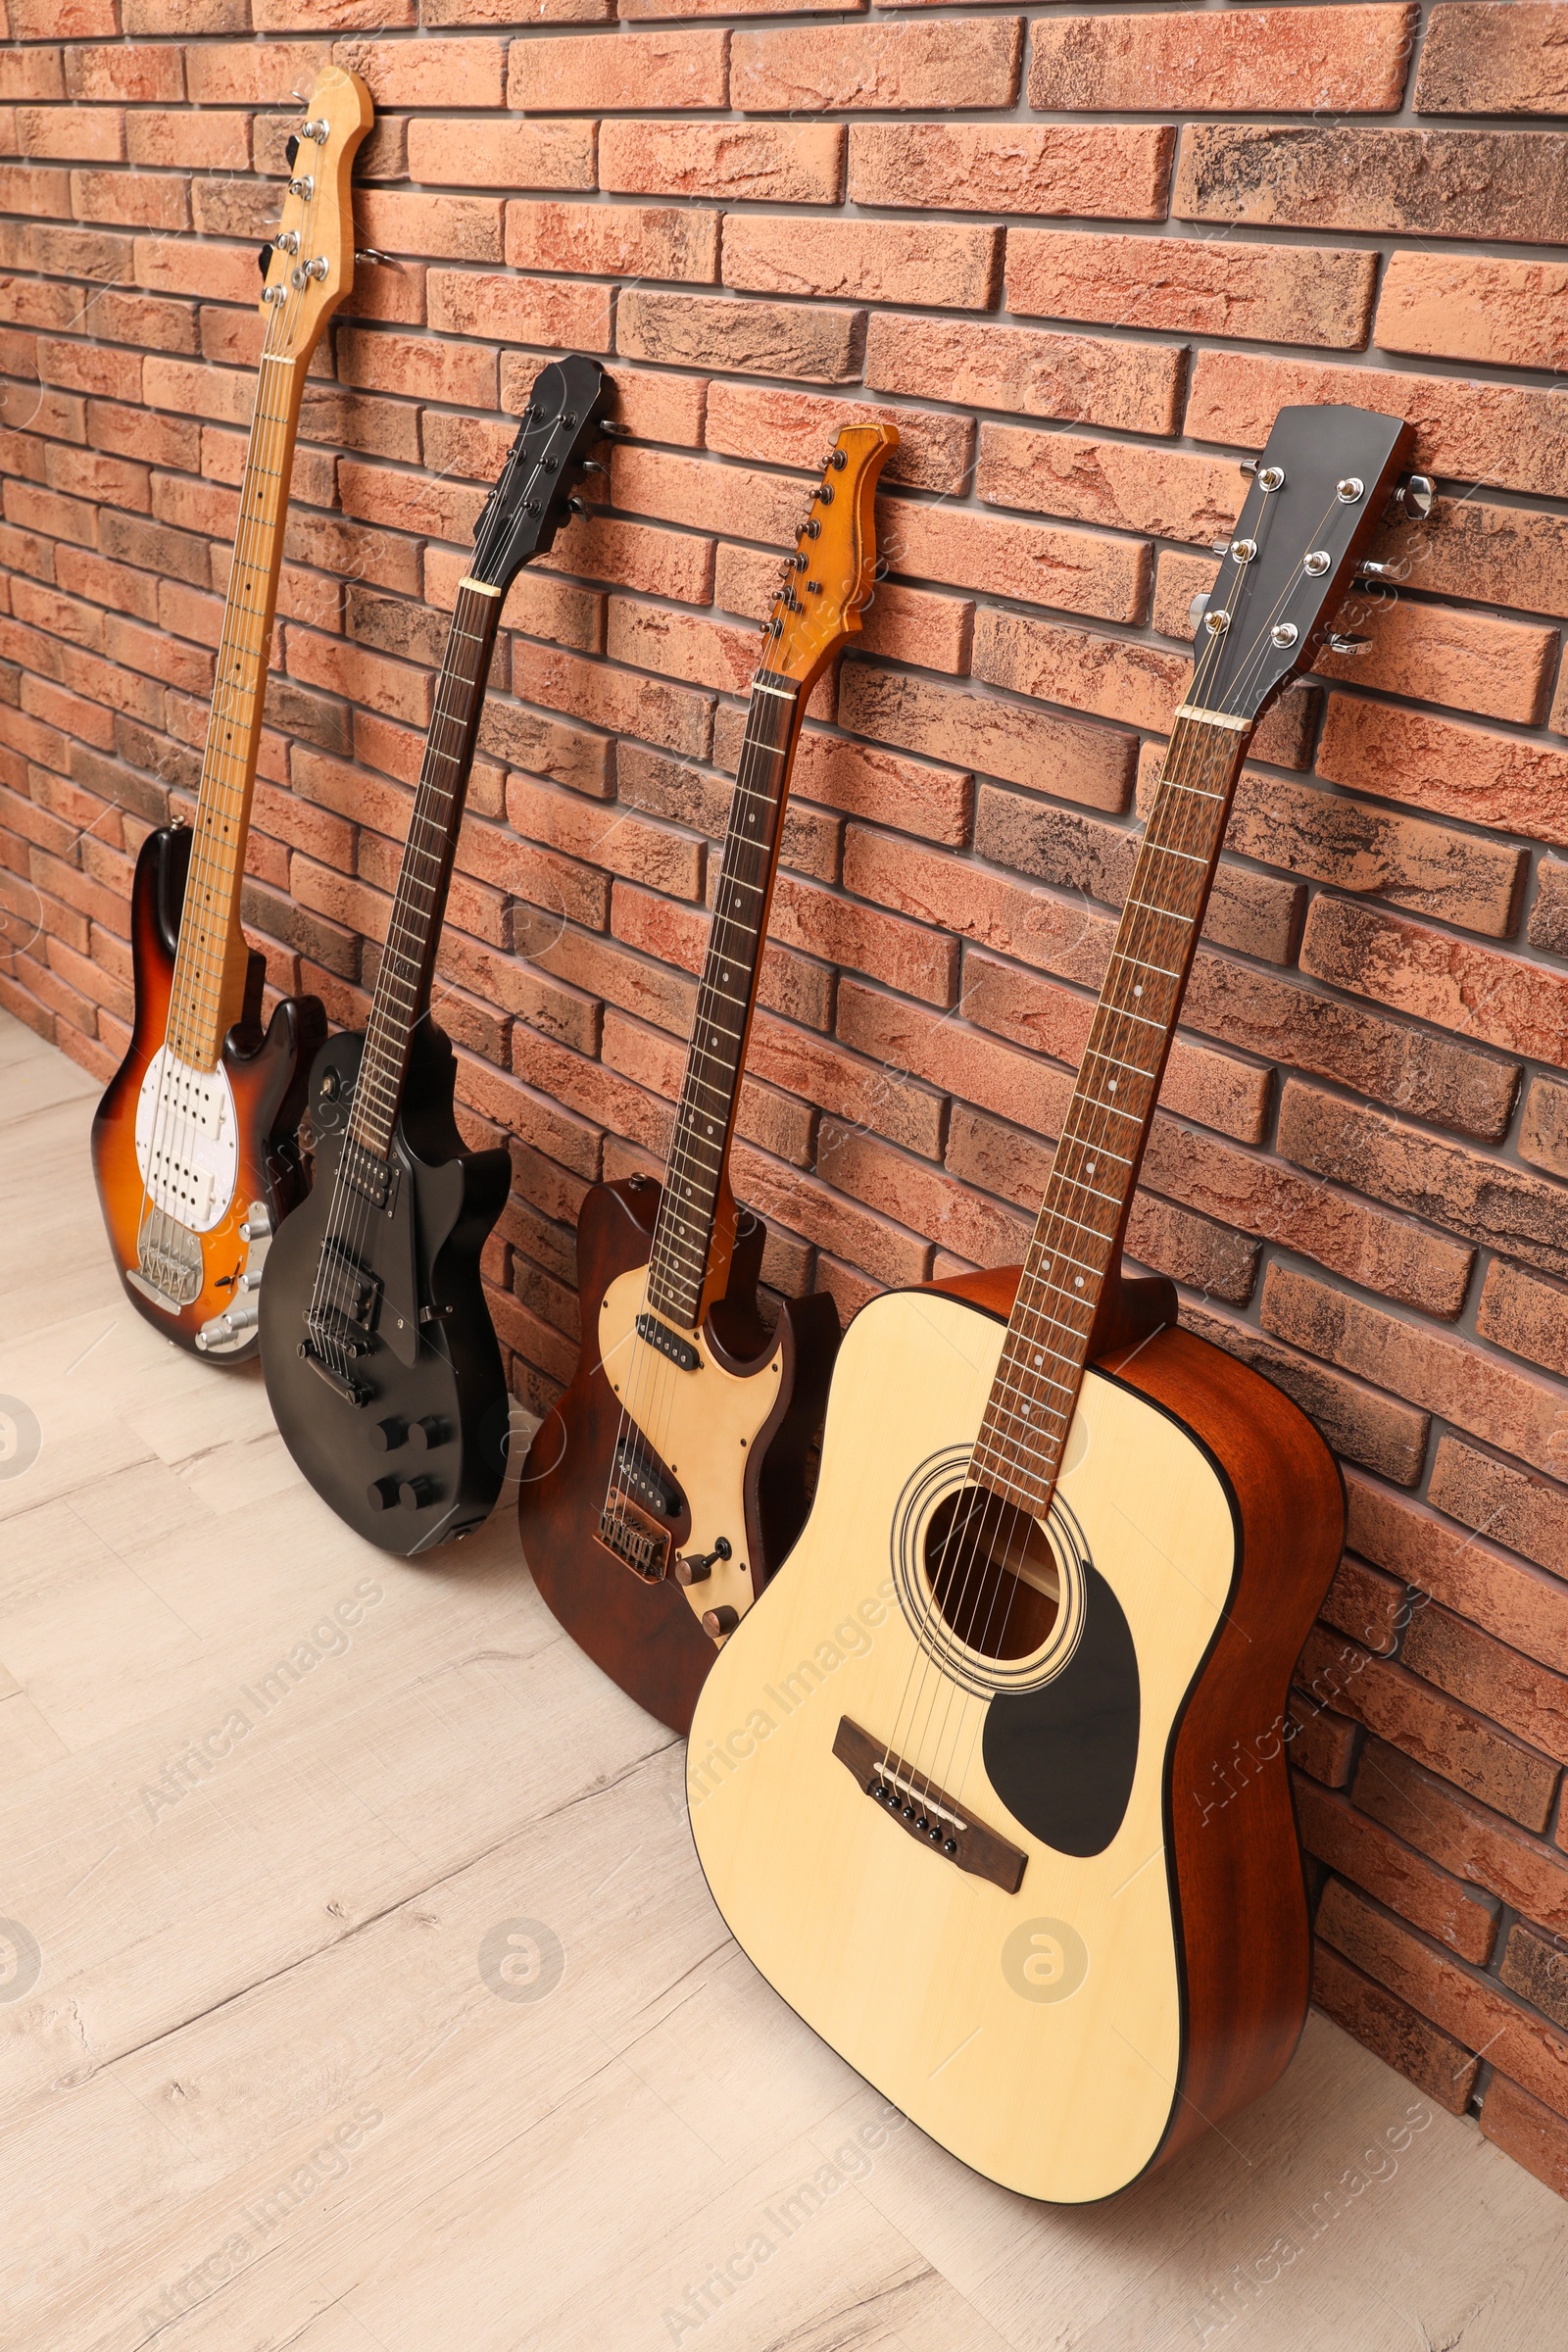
[643,670,802,1330]
[972,706,1252,1520]
[347,578,504,1162]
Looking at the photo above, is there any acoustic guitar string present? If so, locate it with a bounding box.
[875,484,1314,1814]
[918,487,1344,1829]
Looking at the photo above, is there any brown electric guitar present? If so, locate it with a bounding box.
[690,405,1425,2201]
[520,424,899,1735]
[91,66,372,1360]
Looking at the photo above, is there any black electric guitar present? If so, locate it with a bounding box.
[260,356,612,1554]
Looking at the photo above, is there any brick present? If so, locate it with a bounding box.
[978,423,1238,547]
[1500,1920,1568,2035]
[1302,896,1568,1069]
[1376,250,1568,372]
[1352,1741,1568,1936]
[841,661,1135,815]
[1481,2075,1568,2201]
[1476,1260,1568,1383]
[1298,1623,1559,1831]
[617,287,862,383]
[356,188,503,266]
[1043,7,1415,111]
[284,628,430,729]
[882,499,1148,628]
[335,328,496,412]
[848,121,1172,222]
[1320,601,1555,729]
[1415,3,1568,117]
[514,639,712,763]
[1187,1298,1428,1483]
[606,596,763,701]
[600,119,843,204]
[66,43,184,103]
[1521,1075,1568,1180]
[723,215,998,313]
[734,716,969,848]
[1289,1690,1360,1787]
[182,44,328,107]
[824,1116,1029,1270]
[1278,1081,1568,1285]
[13,106,124,164]
[0,55,65,104]
[507,200,719,284]
[1402,1597,1568,1771]
[732,1137,929,1290]
[611,445,809,546]
[1534,864,1568,960]
[1297,1779,1497,1963]
[1191,345,1568,505]
[703,380,970,495]
[1178,123,1568,250]
[333,34,503,109]
[1006,227,1375,351]
[425,270,612,353]
[1368,499,1568,626]
[1317,696,1568,850]
[866,314,1181,438]
[509,29,728,112]
[1311,1939,1479,2114]
[974,608,1196,738]
[731,21,1022,113]
[771,867,956,1007]
[1349,1473,1568,1675]
[1429,1437,1568,1584]
[406,116,597,192]
[1267,1261,1568,1486]
[0,164,70,220]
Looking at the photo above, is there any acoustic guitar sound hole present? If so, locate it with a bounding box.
[922,1486,1059,1661]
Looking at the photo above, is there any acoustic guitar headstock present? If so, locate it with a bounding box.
[257,65,374,363]
[761,424,901,693]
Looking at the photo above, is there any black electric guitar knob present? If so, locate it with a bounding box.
[369,1417,408,1452]
[367,1476,401,1512]
[398,1476,436,1510]
[407,1416,448,1452]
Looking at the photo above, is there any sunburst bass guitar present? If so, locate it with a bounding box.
[689,405,1429,2201]
[91,67,372,1360]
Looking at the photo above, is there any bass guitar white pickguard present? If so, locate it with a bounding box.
[134,1047,239,1234]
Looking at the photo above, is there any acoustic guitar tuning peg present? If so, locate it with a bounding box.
[1386,473,1435,524]
[1188,591,1210,634]
[578,459,609,477]
[565,496,589,518]
[354,248,409,271]
[1325,633,1372,657]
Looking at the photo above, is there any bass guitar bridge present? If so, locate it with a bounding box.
[834,1716,1027,1895]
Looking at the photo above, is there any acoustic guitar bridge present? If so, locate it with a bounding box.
[834,1717,1027,1895]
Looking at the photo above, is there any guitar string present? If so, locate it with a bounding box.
[872,493,1305,1817]
[133,203,314,1299]
[596,647,797,1562]
[913,488,1345,1834]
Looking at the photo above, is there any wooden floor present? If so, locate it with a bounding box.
[1,1004,1563,2352]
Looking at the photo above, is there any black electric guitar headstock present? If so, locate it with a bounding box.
[469,355,612,590]
[1187,404,1417,724]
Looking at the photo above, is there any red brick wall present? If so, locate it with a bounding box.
[4,0,1568,2192]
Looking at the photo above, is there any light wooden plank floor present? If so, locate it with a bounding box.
[1,1004,1562,2352]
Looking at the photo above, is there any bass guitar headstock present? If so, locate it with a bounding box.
[469,356,613,590]
[1187,404,1417,723]
[257,65,374,363]
[762,424,901,693]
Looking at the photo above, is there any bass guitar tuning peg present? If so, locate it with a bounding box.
[355,248,410,271]
[578,459,609,477]
[565,496,589,517]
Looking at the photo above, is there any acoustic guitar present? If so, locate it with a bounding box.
[520,425,899,1734]
[91,66,373,1361]
[261,357,612,1556]
[688,405,1424,2201]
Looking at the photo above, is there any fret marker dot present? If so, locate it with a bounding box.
[1074,1277,1084,1289]
[1034,1352,1043,1366]
[1134,985,1143,998]
[1108,1081,1117,1094]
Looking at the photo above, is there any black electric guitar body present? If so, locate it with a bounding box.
[259,353,612,1555]
[262,1022,511,1553]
